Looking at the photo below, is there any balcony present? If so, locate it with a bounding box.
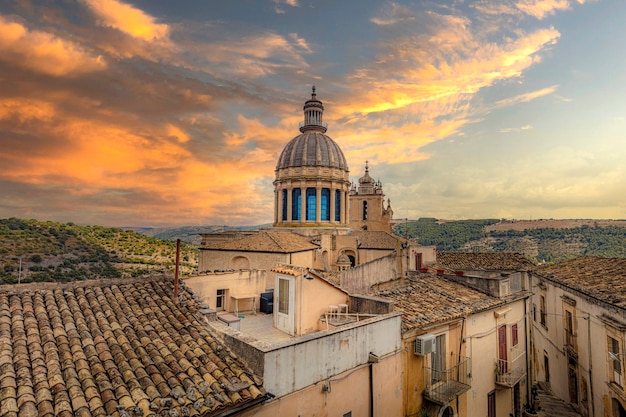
[424,357,471,405]
[564,328,577,358]
[495,345,526,387]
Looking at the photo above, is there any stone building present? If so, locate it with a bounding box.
[531,256,626,417]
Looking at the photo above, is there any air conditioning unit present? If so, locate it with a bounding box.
[414,334,436,356]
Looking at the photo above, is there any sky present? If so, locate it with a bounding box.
[1,0,625,227]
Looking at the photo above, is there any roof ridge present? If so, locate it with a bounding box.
[265,231,286,251]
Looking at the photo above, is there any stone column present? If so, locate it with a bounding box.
[287,187,293,222]
[330,185,336,224]
[300,186,306,224]
[316,187,321,223]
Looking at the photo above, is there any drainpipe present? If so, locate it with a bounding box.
[587,312,594,417]
[368,353,379,417]
[370,363,374,417]
[525,292,532,409]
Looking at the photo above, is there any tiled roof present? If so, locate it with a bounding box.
[0,278,267,417]
[436,252,535,271]
[375,276,505,332]
[534,256,626,308]
[350,231,403,250]
[201,230,318,253]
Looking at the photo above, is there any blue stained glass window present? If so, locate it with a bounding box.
[281,189,288,221]
[292,188,301,221]
[321,189,330,221]
[335,190,341,222]
[306,188,316,220]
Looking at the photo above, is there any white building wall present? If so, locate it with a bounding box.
[263,315,402,397]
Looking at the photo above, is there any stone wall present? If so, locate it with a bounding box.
[340,254,400,295]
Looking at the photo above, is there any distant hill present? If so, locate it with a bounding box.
[126,223,273,245]
[0,218,198,285]
[396,218,626,263]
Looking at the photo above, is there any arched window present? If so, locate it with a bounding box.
[281,189,288,221]
[335,190,341,222]
[363,201,368,220]
[292,189,301,221]
[321,188,330,221]
[306,188,316,220]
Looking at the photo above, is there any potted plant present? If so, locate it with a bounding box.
[436,269,445,275]
[454,270,465,276]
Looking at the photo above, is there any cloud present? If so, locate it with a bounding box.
[81,0,169,41]
[370,2,417,26]
[495,85,559,108]
[0,16,106,76]
[516,0,570,19]
[499,125,533,133]
[274,0,299,14]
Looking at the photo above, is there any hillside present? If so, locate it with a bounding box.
[0,218,198,284]
[396,218,626,263]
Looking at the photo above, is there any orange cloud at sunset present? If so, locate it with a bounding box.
[81,0,169,42]
[0,16,106,76]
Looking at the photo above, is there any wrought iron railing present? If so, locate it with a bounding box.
[495,345,526,387]
[424,357,471,405]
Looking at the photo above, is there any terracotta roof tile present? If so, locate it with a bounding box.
[375,276,505,332]
[350,231,404,250]
[0,279,267,417]
[436,252,535,271]
[535,256,626,308]
[202,230,318,253]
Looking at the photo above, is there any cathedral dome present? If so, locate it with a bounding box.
[276,132,348,170]
[273,87,351,229]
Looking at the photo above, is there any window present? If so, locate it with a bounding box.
[320,188,330,221]
[291,189,301,221]
[362,201,368,220]
[540,295,547,328]
[335,190,341,221]
[343,412,352,417]
[533,303,537,322]
[281,189,287,221]
[498,325,508,374]
[216,289,226,310]
[565,310,574,347]
[609,336,623,386]
[431,334,446,383]
[278,278,290,314]
[487,391,496,417]
[512,323,519,346]
[306,188,316,220]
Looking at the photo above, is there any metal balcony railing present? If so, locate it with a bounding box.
[495,345,526,387]
[424,357,471,405]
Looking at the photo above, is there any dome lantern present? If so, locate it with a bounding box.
[300,85,327,134]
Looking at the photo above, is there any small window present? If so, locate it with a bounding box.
[609,336,623,386]
[343,412,352,417]
[278,278,290,315]
[362,201,368,220]
[216,289,226,310]
[540,295,547,328]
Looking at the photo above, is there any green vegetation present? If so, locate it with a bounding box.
[396,219,500,251]
[0,218,198,285]
[395,219,626,263]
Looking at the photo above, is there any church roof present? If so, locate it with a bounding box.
[375,276,505,332]
[435,252,535,272]
[0,278,267,417]
[350,230,404,250]
[276,132,348,171]
[201,230,319,253]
